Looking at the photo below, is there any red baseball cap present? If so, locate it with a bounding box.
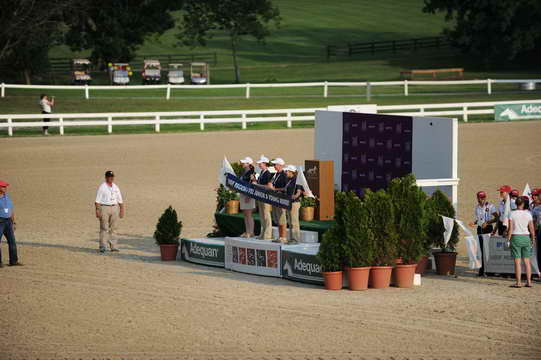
[532,188,541,196]
[476,191,487,199]
[0,180,9,187]
[510,189,519,197]
[498,185,512,193]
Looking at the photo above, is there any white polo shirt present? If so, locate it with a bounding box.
[40,99,51,113]
[95,182,123,205]
[509,210,532,235]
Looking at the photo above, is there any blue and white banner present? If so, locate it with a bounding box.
[225,173,292,209]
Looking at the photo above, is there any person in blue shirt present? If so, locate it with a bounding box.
[0,180,22,267]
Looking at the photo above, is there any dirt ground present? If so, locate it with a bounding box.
[1,121,541,359]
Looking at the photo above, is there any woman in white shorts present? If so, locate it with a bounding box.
[239,157,256,238]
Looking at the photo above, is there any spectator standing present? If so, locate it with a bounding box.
[39,94,55,135]
[507,197,535,288]
[469,191,498,276]
[0,180,22,267]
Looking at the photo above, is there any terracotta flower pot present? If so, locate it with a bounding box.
[369,266,393,289]
[415,256,429,275]
[434,251,457,275]
[394,264,417,288]
[159,243,179,261]
[225,200,240,214]
[347,267,371,291]
[300,206,315,221]
[322,271,343,290]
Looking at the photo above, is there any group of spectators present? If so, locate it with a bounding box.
[472,185,540,287]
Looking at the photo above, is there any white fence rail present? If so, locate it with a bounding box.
[1,99,541,136]
[1,79,540,100]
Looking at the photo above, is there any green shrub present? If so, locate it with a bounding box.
[317,227,344,272]
[301,196,316,208]
[387,174,429,264]
[427,190,459,252]
[231,162,244,177]
[364,189,398,266]
[154,206,182,245]
[215,184,240,212]
[340,191,374,268]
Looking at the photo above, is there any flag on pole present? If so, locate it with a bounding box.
[218,156,235,186]
[455,219,481,269]
[441,215,455,247]
[522,183,532,201]
[296,166,315,198]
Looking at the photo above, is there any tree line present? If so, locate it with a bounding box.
[1,0,539,84]
[0,0,281,84]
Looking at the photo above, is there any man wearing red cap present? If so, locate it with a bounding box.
[0,181,22,267]
[531,188,541,273]
[496,185,512,236]
[510,189,519,211]
[470,191,498,276]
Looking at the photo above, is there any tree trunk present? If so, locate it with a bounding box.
[23,69,32,85]
[230,35,241,83]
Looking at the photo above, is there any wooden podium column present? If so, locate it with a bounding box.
[304,160,335,221]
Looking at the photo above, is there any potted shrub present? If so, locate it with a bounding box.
[388,174,429,287]
[216,185,240,214]
[317,227,344,290]
[339,192,374,291]
[154,206,183,261]
[427,190,459,275]
[300,196,316,221]
[364,189,398,289]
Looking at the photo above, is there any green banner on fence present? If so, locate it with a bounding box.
[494,103,541,121]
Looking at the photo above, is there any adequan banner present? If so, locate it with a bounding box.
[225,173,291,209]
[181,238,225,268]
[281,244,323,284]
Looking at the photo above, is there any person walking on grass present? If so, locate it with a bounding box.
[239,157,256,238]
[39,94,55,135]
[508,197,536,288]
[0,180,22,267]
[95,171,125,253]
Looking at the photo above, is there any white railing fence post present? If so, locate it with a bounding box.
[324,81,328,98]
[404,80,409,96]
[462,106,468,122]
[200,114,205,131]
[85,84,89,99]
[1,83,5,98]
[7,118,12,136]
[287,112,292,128]
[166,84,171,100]
[155,115,160,132]
[59,117,64,135]
[241,114,247,129]
[107,116,112,133]
[246,83,250,99]
[487,79,492,95]
[366,82,371,101]
[420,107,425,116]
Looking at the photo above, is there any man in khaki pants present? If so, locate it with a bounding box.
[255,155,274,240]
[95,171,125,253]
[269,158,288,243]
[284,165,303,244]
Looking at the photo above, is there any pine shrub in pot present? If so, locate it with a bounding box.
[364,189,398,289]
[340,192,374,290]
[317,227,344,290]
[387,174,429,287]
[427,190,459,275]
[300,196,316,221]
[154,206,183,261]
